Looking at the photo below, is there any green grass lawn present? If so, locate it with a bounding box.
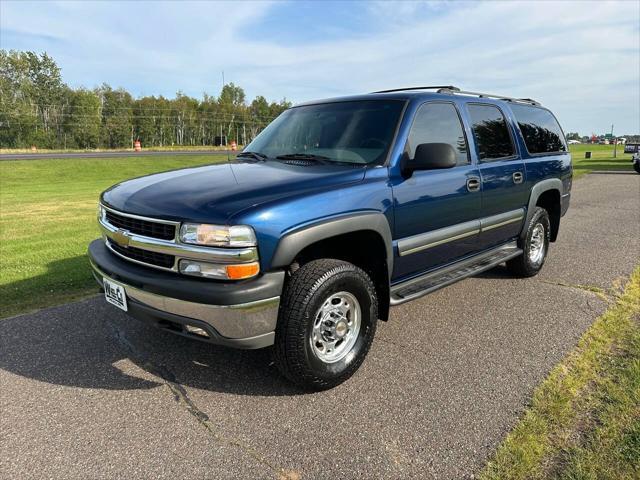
[481,267,640,480]
[0,154,227,318]
[569,144,634,178]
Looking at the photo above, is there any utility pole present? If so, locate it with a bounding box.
[611,124,618,158]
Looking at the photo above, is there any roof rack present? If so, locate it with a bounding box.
[371,85,541,106]
[372,85,460,94]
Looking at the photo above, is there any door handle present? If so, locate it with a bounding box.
[467,177,481,192]
[513,172,524,184]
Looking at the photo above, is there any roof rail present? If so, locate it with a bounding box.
[517,98,541,105]
[372,85,460,94]
[372,85,541,106]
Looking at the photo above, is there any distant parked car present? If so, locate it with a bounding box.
[624,143,640,154]
[632,152,640,174]
[567,139,581,144]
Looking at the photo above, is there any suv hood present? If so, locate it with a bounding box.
[101,160,366,223]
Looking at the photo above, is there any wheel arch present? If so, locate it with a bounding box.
[270,212,393,320]
[523,179,562,242]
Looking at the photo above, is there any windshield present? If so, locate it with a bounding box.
[244,100,405,165]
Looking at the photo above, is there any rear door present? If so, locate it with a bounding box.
[466,103,528,249]
[392,101,481,280]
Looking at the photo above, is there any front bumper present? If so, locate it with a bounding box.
[88,239,284,349]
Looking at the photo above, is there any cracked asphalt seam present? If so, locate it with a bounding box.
[106,319,288,479]
[539,279,611,302]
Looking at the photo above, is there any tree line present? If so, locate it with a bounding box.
[0,50,291,149]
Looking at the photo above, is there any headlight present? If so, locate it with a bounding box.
[179,224,257,247]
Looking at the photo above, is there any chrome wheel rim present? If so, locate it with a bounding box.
[529,223,546,264]
[310,291,361,364]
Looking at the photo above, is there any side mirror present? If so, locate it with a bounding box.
[405,143,457,175]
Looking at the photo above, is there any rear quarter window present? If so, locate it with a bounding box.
[467,103,516,161]
[510,104,567,154]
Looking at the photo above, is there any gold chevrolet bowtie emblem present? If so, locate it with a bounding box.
[112,229,130,247]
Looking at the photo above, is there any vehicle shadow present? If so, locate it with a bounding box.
[0,254,98,319]
[0,293,305,397]
[0,257,515,396]
[473,264,515,279]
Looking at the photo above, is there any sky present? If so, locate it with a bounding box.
[1,0,639,135]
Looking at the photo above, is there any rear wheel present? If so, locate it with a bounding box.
[273,259,378,390]
[507,207,550,277]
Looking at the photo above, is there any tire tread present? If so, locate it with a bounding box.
[273,259,377,390]
[507,206,550,277]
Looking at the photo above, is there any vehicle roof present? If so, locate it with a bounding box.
[295,88,544,109]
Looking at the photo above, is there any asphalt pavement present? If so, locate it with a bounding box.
[1,172,639,479]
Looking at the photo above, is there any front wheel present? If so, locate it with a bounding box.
[507,206,551,277]
[273,259,378,390]
[633,161,640,174]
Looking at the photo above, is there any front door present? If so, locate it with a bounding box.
[392,101,481,280]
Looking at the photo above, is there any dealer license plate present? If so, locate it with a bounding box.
[103,278,128,311]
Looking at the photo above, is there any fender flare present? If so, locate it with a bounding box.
[270,212,394,277]
[522,178,562,239]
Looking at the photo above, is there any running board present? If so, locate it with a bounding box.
[390,242,522,305]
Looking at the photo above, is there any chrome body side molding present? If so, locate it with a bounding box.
[397,208,524,257]
[398,220,480,257]
[479,208,525,232]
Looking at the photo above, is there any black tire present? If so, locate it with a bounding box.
[273,259,378,390]
[633,162,640,174]
[507,207,551,278]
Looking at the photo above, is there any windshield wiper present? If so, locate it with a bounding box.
[275,153,332,164]
[236,151,268,161]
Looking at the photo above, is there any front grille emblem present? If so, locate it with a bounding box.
[112,229,131,247]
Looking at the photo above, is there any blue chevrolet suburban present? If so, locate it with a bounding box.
[89,86,572,390]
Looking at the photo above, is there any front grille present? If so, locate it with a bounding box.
[105,210,176,240]
[108,240,176,269]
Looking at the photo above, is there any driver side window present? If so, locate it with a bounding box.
[407,102,469,166]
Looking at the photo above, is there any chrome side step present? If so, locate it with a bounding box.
[390,241,522,306]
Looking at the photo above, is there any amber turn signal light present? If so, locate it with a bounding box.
[225,262,260,280]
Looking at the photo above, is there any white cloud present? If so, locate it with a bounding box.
[1,0,638,133]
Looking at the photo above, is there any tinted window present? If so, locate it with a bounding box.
[407,102,469,165]
[510,104,567,154]
[245,100,405,165]
[467,104,515,161]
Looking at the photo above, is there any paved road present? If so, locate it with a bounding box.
[1,173,639,479]
[0,150,232,160]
